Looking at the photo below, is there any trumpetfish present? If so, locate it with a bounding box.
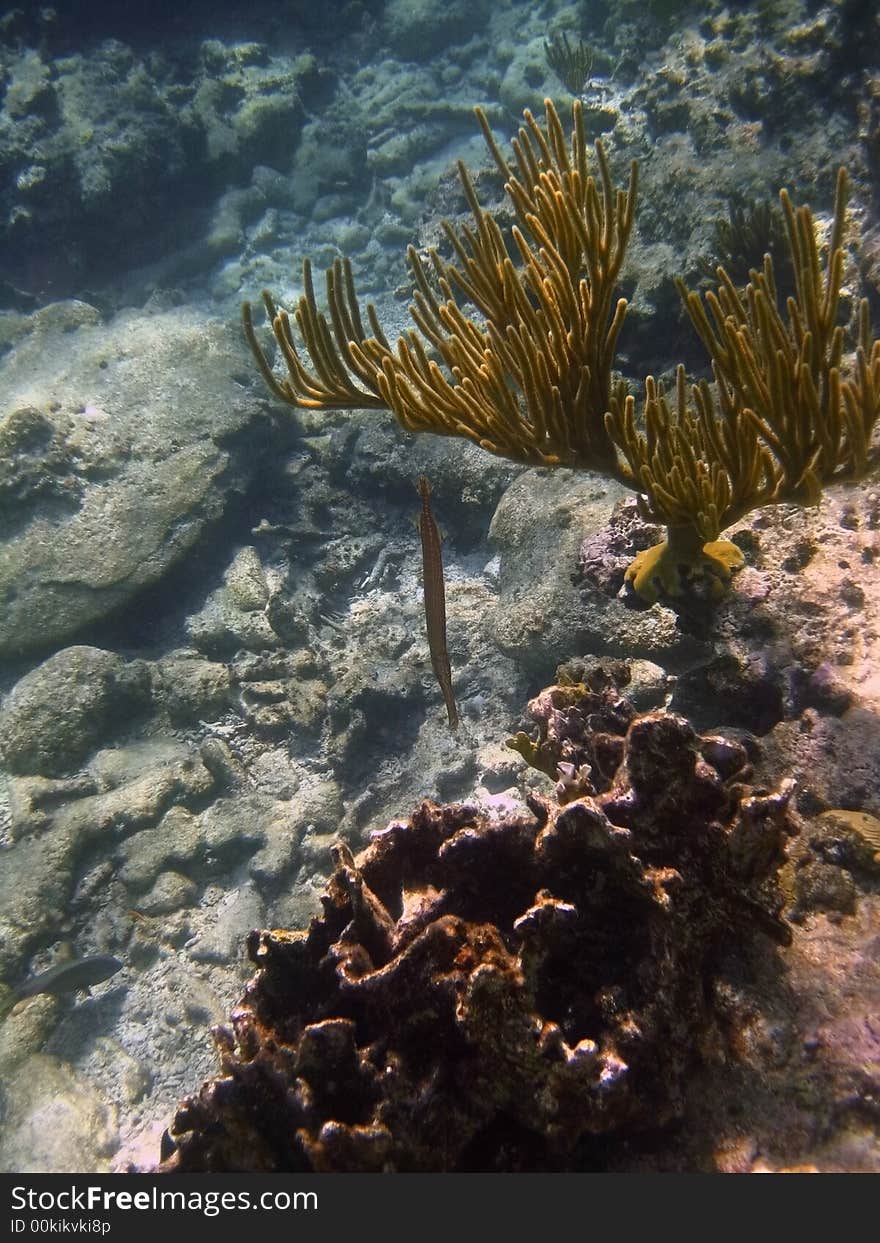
[417,476,459,730]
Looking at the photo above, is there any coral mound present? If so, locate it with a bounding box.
[158,673,796,1172]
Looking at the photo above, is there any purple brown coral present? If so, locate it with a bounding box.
[157,674,796,1172]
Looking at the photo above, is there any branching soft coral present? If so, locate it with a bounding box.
[244,99,637,478]
[243,101,880,602]
[609,168,880,600]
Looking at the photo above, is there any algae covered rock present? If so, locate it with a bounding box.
[383,0,491,59]
[0,646,150,776]
[0,1053,119,1174]
[0,303,267,657]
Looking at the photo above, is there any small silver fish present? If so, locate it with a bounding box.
[7,954,123,1009]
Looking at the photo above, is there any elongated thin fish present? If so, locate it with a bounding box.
[417,476,458,730]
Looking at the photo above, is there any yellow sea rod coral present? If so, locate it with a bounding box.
[612,167,880,601]
[244,101,880,602]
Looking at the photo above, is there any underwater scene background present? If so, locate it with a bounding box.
[0,0,878,1172]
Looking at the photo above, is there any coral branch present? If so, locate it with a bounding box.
[243,103,879,603]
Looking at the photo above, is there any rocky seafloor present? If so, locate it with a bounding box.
[0,0,878,1172]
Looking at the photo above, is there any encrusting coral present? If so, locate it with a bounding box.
[155,665,796,1173]
[243,100,880,603]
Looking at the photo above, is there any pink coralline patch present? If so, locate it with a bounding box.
[735,566,771,603]
[791,896,880,1091]
[821,1013,880,1074]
